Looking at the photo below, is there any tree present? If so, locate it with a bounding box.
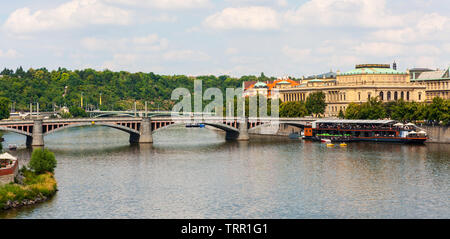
[29,148,57,174]
[280,101,308,118]
[305,91,326,117]
[344,103,361,119]
[69,106,87,118]
[0,97,11,120]
[338,109,345,119]
[345,98,385,120]
[358,97,385,119]
[427,97,447,123]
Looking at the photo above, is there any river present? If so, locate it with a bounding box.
[1,126,449,218]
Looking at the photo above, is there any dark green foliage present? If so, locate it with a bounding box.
[345,97,450,125]
[0,68,247,112]
[338,109,345,119]
[280,101,308,117]
[69,106,87,118]
[29,148,57,174]
[0,97,10,120]
[305,91,326,117]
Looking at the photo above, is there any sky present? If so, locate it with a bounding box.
[0,0,449,77]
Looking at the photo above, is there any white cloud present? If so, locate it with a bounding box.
[285,0,406,28]
[3,0,132,35]
[81,34,168,52]
[352,42,406,57]
[282,46,311,62]
[371,13,450,43]
[0,49,19,58]
[225,48,239,55]
[105,0,211,9]
[163,50,210,61]
[204,6,280,30]
[229,56,263,64]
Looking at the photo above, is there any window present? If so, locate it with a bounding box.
[368,93,371,100]
[418,92,421,101]
[387,91,391,101]
[379,91,384,101]
[407,92,410,101]
[394,91,398,101]
[401,92,404,99]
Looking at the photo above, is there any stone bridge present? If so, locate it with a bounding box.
[0,117,312,147]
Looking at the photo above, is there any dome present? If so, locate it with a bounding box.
[253,82,268,88]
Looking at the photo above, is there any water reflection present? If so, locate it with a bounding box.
[0,125,449,219]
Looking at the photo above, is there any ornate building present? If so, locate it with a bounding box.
[410,67,450,101]
[243,77,300,99]
[279,64,427,117]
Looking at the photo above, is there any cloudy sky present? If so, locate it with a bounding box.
[0,0,449,77]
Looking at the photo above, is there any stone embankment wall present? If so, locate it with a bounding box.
[420,126,450,144]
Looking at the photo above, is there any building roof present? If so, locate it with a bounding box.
[306,71,336,79]
[314,119,396,124]
[0,153,17,161]
[276,80,291,84]
[307,79,324,83]
[409,68,433,72]
[253,82,268,88]
[342,67,407,75]
[414,69,449,81]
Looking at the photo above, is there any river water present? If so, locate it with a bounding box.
[1,126,449,218]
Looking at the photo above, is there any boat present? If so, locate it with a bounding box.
[8,144,17,150]
[186,123,205,128]
[303,119,428,144]
[321,138,331,143]
[289,133,300,139]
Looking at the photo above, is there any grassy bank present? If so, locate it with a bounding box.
[0,169,57,210]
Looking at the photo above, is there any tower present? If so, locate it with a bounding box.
[393,61,397,70]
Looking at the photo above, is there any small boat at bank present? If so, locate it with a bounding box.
[303,119,428,144]
[289,133,300,139]
[8,144,17,150]
[186,123,205,128]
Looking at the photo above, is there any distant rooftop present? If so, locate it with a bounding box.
[306,71,336,79]
[412,68,450,81]
[342,66,406,75]
[409,68,433,72]
[253,82,268,88]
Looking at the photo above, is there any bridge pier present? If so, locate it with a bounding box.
[31,118,44,147]
[130,118,153,144]
[237,117,250,141]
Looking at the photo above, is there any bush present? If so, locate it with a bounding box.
[29,148,57,174]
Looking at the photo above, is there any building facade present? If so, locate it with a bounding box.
[279,64,427,117]
[243,77,300,99]
[410,67,450,101]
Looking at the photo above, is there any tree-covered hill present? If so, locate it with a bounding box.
[0,67,275,112]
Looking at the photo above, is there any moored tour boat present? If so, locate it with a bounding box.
[303,119,428,144]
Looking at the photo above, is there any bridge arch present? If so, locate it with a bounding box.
[92,113,138,118]
[0,126,32,137]
[44,122,140,136]
[248,121,308,132]
[153,122,239,134]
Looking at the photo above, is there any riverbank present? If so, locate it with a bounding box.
[0,170,57,211]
